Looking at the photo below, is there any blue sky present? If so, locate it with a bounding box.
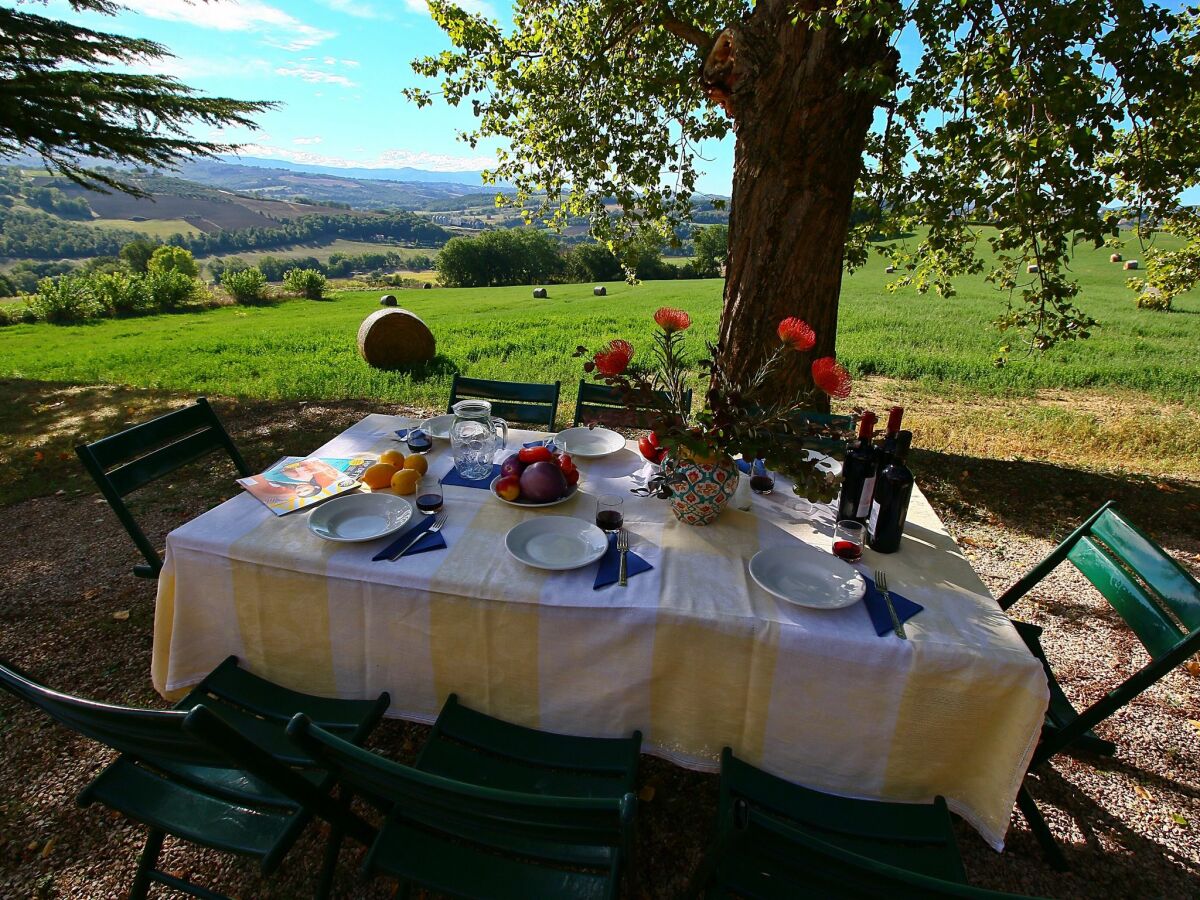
[49,0,741,191]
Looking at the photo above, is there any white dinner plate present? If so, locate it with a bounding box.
[505,516,608,570]
[422,414,455,440]
[748,544,866,609]
[490,476,579,508]
[806,448,842,476]
[308,493,413,542]
[554,426,626,458]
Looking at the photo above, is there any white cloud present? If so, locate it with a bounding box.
[341,59,361,68]
[319,0,388,19]
[292,136,324,145]
[275,65,357,86]
[240,144,497,172]
[130,55,272,80]
[119,0,335,51]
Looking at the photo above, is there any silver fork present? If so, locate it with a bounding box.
[874,569,906,639]
[617,530,630,586]
[389,509,447,561]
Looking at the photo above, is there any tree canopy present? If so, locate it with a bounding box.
[0,0,272,195]
[409,0,1200,362]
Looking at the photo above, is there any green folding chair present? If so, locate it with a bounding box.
[689,749,1038,898]
[572,380,692,428]
[0,655,389,900]
[75,396,250,578]
[447,374,561,431]
[998,500,1200,867]
[186,693,642,899]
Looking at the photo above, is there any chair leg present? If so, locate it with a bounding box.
[1016,785,1068,871]
[130,828,166,900]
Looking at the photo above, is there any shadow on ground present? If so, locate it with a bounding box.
[0,382,1197,897]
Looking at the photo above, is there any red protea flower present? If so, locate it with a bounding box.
[653,307,692,333]
[593,339,634,377]
[777,317,816,351]
[812,356,853,399]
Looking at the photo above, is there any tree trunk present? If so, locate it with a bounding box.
[707,6,889,408]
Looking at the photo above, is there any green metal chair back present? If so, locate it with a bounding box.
[705,798,1038,898]
[447,374,561,431]
[999,501,1200,763]
[3,655,389,900]
[75,396,250,578]
[689,750,1042,897]
[286,711,637,888]
[0,657,220,767]
[998,501,1200,868]
[572,380,692,428]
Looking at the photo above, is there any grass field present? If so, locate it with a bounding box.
[1,230,1197,494]
[195,240,438,266]
[89,217,201,238]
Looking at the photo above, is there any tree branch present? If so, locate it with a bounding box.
[660,3,712,49]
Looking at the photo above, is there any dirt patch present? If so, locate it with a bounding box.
[0,396,1198,897]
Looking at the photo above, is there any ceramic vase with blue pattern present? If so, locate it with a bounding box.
[663,454,739,525]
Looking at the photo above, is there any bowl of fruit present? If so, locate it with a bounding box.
[491,445,580,508]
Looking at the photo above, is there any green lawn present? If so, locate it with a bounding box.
[90,218,201,238]
[195,240,437,266]
[1,232,1196,409]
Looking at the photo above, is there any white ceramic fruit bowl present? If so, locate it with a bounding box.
[489,476,580,509]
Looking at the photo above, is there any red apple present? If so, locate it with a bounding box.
[494,474,522,501]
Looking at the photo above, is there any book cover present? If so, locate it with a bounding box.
[238,455,373,515]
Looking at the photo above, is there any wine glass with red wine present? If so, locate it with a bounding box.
[749,458,775,495]
[833,520,865,562]
[596,494,624,532]
[416,476,443,514]
[406,420,434,454]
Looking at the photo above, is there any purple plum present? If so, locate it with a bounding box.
[500,453,525,479]
[519,461,568,503]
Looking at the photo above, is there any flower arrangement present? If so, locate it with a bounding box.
[576,307,856,503]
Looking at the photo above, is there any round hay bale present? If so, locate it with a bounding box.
[1110,253,1123,263]
[1027,263,1040,274]
[532,287,548,299]
[1124,259,1139,270]
[379,294,398,307]
[423,282,433,290]
[593,285,607,296]
[357,308,435,370]
[885,265,896,274]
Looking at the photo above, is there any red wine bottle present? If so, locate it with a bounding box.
[868,430,914,554]
[877,406,904,464]
[837,411,878,524]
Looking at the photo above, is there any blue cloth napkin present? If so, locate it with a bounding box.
[861,573,923,636]
[394,428,408,440]
[522,438,557,452]
[594,533,653,589]
[441,463,501,489]
[372,514,446,561]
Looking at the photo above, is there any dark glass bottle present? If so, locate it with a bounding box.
[868,430,914,554]
[877,406,904,465]
[837,410,878,524]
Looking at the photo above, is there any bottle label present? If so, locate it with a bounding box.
[868,499,881,538]
[855,475,877,518]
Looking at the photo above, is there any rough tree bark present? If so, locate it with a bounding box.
[701,3,892,408]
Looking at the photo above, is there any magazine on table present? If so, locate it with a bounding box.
[237,455,374,515]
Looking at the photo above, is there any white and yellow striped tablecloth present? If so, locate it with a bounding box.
[153,414,1047,850]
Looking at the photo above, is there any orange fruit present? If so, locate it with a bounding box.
[379,448,405,468]
[362,463,398,490]
[391,468,420,495]
[402,454,429,475]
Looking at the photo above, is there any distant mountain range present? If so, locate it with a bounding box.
[216,155,497,186]
[174,157,513,210]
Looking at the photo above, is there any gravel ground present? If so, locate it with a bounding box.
[0,398,1198,898]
